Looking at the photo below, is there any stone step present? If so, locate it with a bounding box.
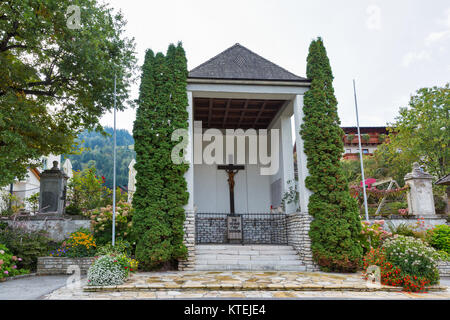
[195,244,304,271]
[194,264,307,271]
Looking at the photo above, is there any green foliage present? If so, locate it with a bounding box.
[427,225,450,254]
[63,127,136,189]
[67,165,111,213]
[25,192,39,214]
[301,37,363,272]
[0,225,53,270]
[382,236,440,286]
[0,244,29,279]
[0,0,137,187]
[89,201,134,246]
[132,43,189,270]
[433,195,446,214]
[96,240,133,257]
[361,134,370,143]
[375,83,449,180]
[0,191,23,216]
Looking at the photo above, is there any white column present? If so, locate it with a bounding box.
[293,95,312,214]
[280,115,296,213]
[184,91,195,212]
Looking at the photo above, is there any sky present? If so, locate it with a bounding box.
[100,0,450,134]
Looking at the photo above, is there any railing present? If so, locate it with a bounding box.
[195,212,288,245]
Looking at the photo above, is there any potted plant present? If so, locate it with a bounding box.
[362,134,370,143]
[346,134,355,143]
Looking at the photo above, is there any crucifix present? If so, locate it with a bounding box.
[218,164,245,215]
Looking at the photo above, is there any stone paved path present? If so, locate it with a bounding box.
[43,271,450,300]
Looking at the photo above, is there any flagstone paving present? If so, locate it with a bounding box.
[43,271,450,299]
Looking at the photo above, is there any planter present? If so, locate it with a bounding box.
[37,256,96,275]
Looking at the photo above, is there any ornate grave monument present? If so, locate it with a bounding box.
[39,161,68,214]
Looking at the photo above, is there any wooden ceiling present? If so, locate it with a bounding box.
[193,98,286,129]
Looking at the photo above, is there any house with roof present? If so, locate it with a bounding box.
[177,43,318,271]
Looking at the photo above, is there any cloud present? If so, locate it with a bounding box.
[366,4,381,30]
[401,50,431,67]
[425,30,450,46]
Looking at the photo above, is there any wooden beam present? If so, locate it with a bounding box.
[207,98,213,127]
[237,100,249,128]
[252,101,267,127]
[222,99,232,128]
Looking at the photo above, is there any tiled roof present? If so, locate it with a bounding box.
[435,174,450,185]
[189,43,307,82]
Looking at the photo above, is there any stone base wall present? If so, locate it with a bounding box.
[37,257,95,275]
[2,215,91,241]
[437,261,450,278]
[286,212,320,271]
[178,211,196,271]
[368,215,447,230]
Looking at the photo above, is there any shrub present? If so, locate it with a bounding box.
[88,201,134,246]
[381,235,440,290]
[360,220,392,253]
[87,255,128,286]
[0,225,53,270]
[49,228,96,258]
[426,224,450,254]
[67,166,111,213]
[132,43,189,270]
[96,240,133,257]
[362,247,435,292]
[0,244,29,280]
[301,37,362,272]
[87,254,138,286]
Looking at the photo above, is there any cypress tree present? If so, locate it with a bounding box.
[132,43,189,270]
[301,37,363,272]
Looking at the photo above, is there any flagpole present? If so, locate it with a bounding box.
[112,73,117,246]
[353,79,369,221]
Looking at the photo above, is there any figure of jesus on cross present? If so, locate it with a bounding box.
[218,164,245,215]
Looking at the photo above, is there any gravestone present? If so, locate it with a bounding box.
[404,162,435,216]
[39,161,68,214]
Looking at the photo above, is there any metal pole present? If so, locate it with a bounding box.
[112,73,117,246]
[353,79,369,221]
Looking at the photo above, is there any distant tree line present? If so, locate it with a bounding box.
[63,127,135,190]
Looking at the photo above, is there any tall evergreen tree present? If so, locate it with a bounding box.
[301,37,363,272]
[132,43,189,270]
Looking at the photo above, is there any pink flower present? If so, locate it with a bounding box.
[4,271,8,275]
[12,256,17,261]
[12,265,16,269]
[0,260,3,265]
[18,258,22,262]
[0,250,4,254]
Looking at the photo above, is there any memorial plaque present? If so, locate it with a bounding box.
[227,214,243,243]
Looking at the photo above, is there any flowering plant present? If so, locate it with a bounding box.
[362,247,433,292]
[360,220,392,253]
[88,201,134,245]
[0,244,28,280]
[49,228,96,258]
[362,235,440,292]
[87,254,138,286]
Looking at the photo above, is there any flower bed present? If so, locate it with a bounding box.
[362,235,440,292]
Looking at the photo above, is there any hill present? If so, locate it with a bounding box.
[63,127,136,189]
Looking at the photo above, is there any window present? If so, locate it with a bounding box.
[363,149,369,154]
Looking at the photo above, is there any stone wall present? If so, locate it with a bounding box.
[195,214,288,244]
[178,211,196,271]
[2,215,91,241]
[286,212,319,271]
[368,215,447,231]
[37,257,95,275]
[437,261,450,278]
